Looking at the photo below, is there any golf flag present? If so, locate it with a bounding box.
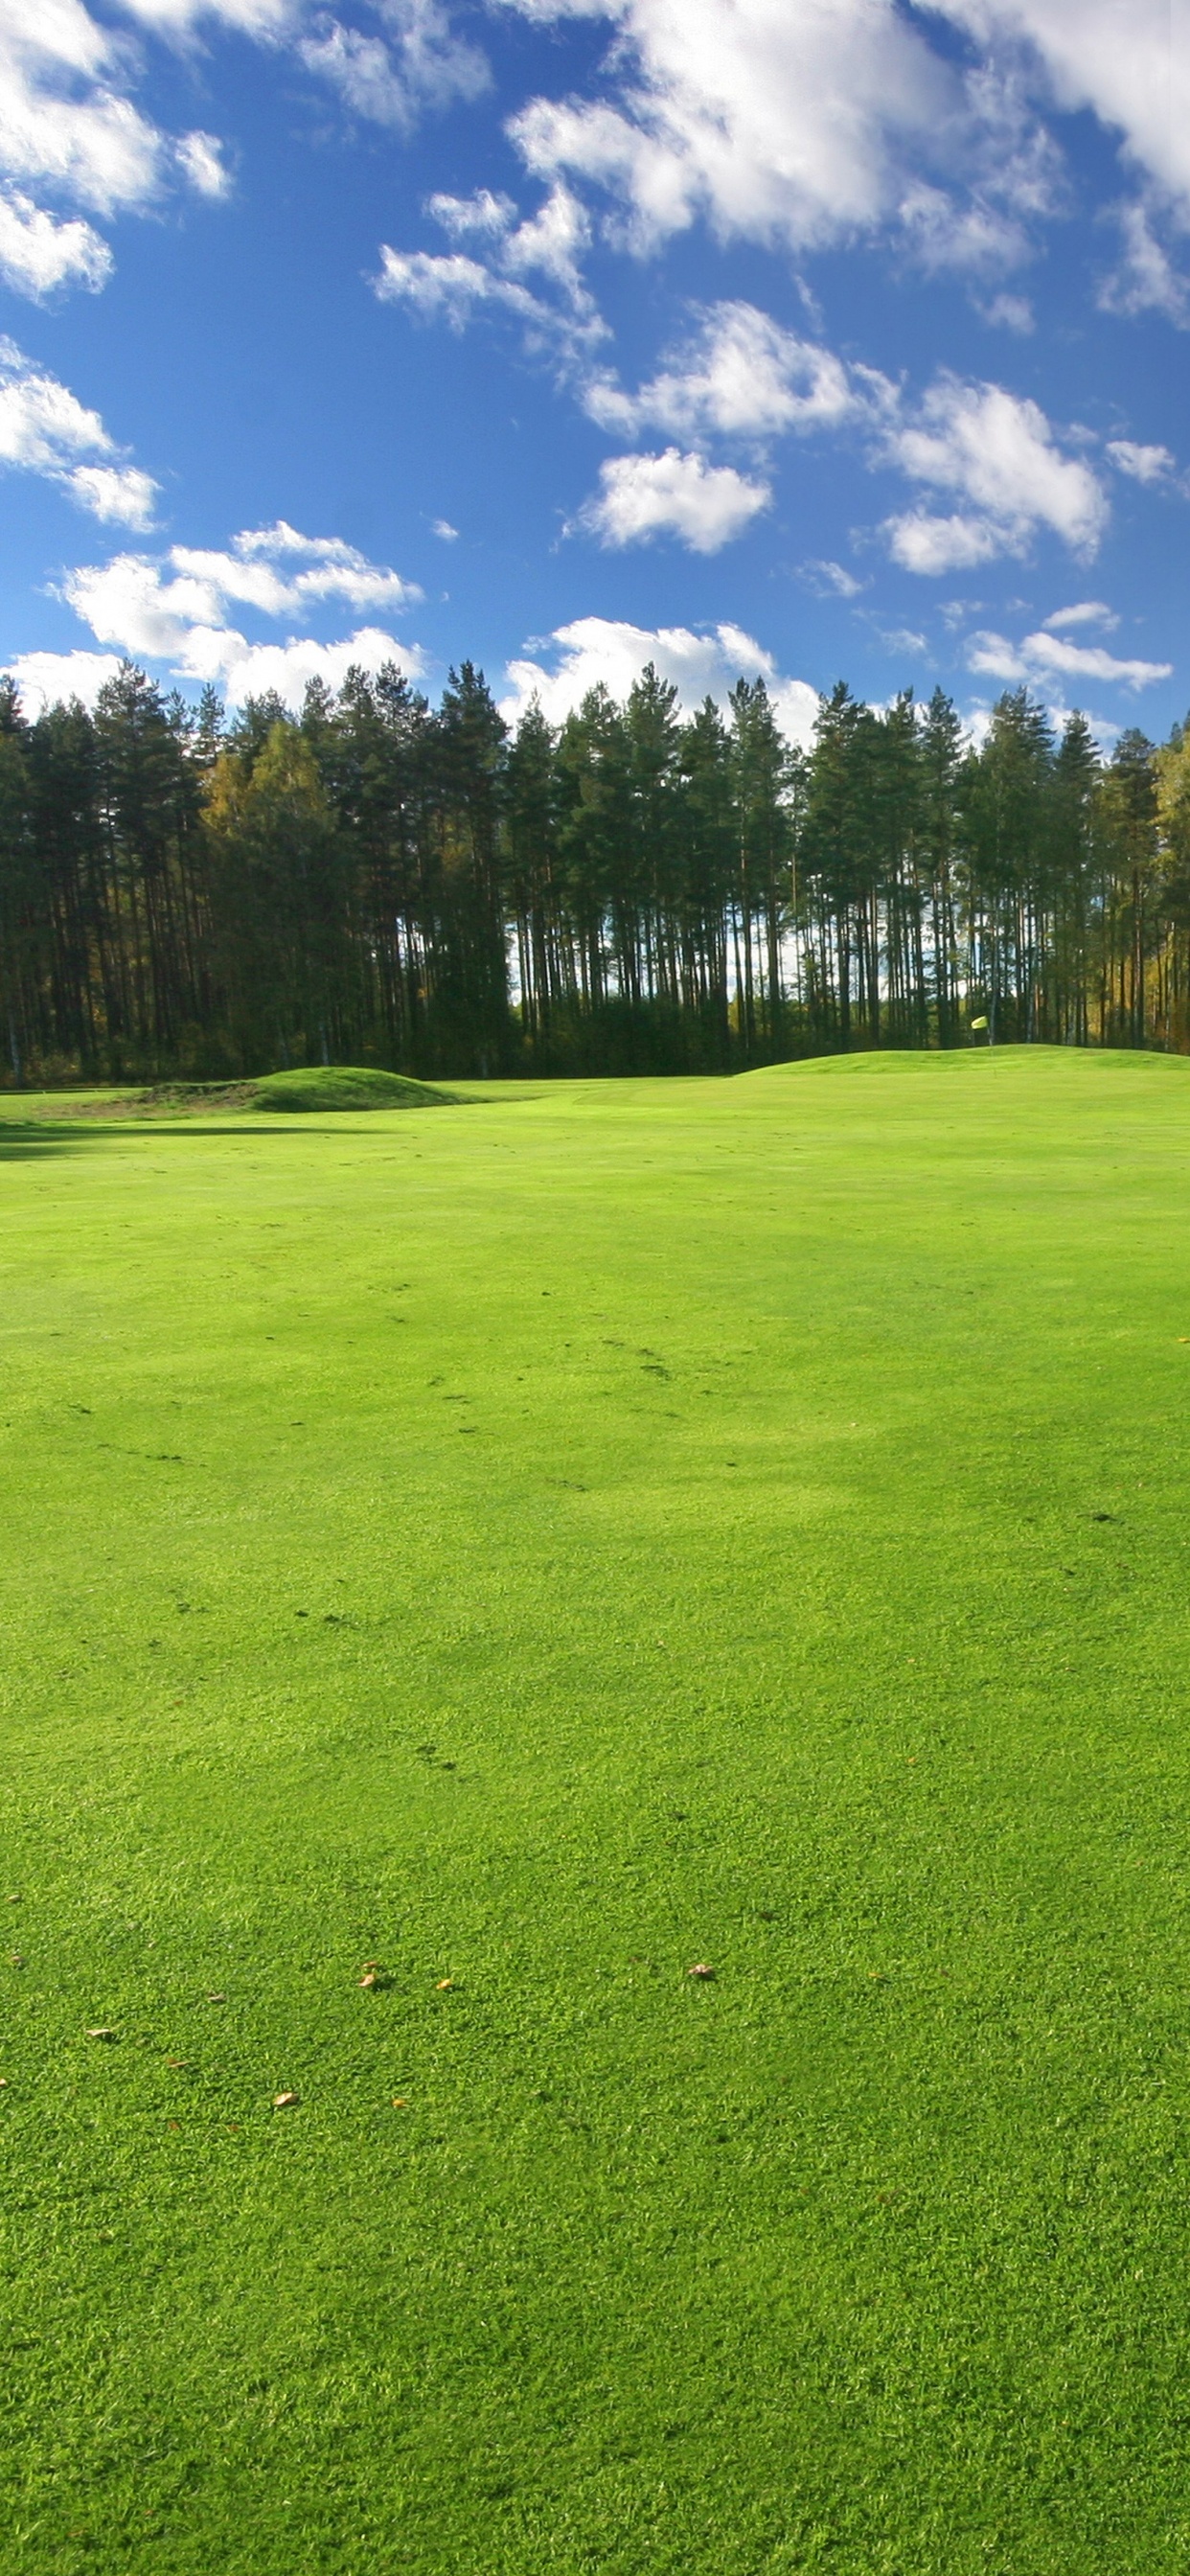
[971,1016,989,1031]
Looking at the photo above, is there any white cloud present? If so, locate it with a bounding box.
[885,511,1008,574]
[1098,202,1189,323]
[570,447,770,551]
[936,0,1190,214]
[65,463,159,529]
[0,189,111,297]
[7,648,124,715]
[879,625,928,656]
[64,528,420,660]
[499,611,818,745]
[504,0,1190,249]
[1107,437,1176,485]
[978,291,1035,333]
[118,0,289,32]
[426,187,515,239]
[967,624,1171,691]
[1042,600,1117,631]
[0,338,158,524]
[375,175,605,367]
[802,559,864,599]
[175,131,230,198]
[1025,631,1173,689]
[897,179,1029,278]
[584,300,857,442]
[55,522,426,708]
[500,183,592,296]
[374,243,561,334]
[299,0,489,130]
[200,628,426,707]
[966,630,1029,679]
[0,0,164,219]
[881,374,1107,569]
[505,0,958,256]
[431,516,459,539]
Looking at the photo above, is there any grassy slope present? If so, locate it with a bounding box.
[2,1049,1190,2574]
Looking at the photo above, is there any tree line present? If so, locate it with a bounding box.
[2,655,1189,1086]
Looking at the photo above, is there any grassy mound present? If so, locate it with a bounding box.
[252,1065,455,1112]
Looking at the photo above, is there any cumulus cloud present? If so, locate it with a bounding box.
[0,0,480,303]
[0,0,247,298]
[881,375,1107,570]
[7,648,124,715]
[199,628,425,706]
[0,190,111,298]
[55,521,426,708]
[1107,437,1177,485]
[570,447,770,551]
[0,0,163,220]
[499,612,818,745]
[64,527,419,653]
[502,0,1190,271]
[505,0,958,257]
[65,464,159,530]
[967,625,1171,690]
[584,300,858,442]
[937,0,1190,215]
[0,338,158,526]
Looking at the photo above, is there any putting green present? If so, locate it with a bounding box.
[3,1047,1190,2574]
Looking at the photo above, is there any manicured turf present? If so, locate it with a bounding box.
[3,1047,1190,2574]
[253,1067,455,1112]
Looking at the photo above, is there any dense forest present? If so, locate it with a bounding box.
[2,656,1189,1085]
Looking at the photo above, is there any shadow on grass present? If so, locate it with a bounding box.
[0,1121,98,1160]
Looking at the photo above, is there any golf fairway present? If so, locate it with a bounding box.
[3,1046,1190,2574]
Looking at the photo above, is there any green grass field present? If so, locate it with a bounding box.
[4,1047,1190,2574]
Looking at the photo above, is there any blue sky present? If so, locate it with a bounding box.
[2,0,1188,745]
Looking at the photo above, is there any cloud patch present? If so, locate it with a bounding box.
[967,623,1171,690]
[500,611,818,743]
[881,375,1107,569]
[584,301,858,442]
[299,0,489,132]
[0,190,112,299]
[570,447,770,551]
[55,520,425,707]
[0,339,158,527]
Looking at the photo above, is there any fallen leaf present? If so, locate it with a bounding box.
[272,2090,300,2109]
[86,2027,118,2041]
[391,2096,409,2108]
[436,1978,454,1990]
[687,1963,715,1979]
[358,1964,384,1990]
[166,2058,190,2070]
[206,1991,225,2003]
[9,1954,23,1969]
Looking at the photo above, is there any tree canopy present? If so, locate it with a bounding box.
[1,659,1185,1084]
